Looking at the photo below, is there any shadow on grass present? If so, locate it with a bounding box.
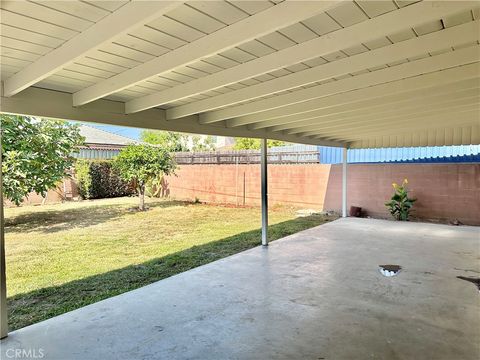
[7,214,335,331]
[5,199,189,234]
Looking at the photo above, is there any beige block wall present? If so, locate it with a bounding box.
[164,163,480,225]
[7,163,479,225]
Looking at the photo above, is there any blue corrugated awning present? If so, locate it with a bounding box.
[317,145,480,164]
[381,153,480,163]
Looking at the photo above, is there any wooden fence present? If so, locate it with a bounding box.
[174,150,320,165]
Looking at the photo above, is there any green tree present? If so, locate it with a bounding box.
[1,115,84,205]
[191,134,216,151]
[141,130,216,152]
[140,130,189,152]
[233,138,286,150]
[113,144,176,211]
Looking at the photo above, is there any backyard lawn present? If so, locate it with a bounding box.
[5,197,336,331]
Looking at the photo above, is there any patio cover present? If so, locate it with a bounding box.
[0,0,479,149]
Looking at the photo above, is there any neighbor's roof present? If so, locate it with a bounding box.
[0,1,479,149]
[79,125,139,147]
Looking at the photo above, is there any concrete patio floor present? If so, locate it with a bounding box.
[1,218,479,360]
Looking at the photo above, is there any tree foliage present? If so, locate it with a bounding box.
[190,134,216,151]
[1,115,84,205]
[141,130,189,152]
[141,130,215,152]
[113,144,176,210]
[233,138,286,150]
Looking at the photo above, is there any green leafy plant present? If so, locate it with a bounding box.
[145,174,164,198]
[1,115,84,205]
[385,178,416,221]
[141,130,216,152]
[113,145,176,211]
[233,137,286,150]
[75,160,134,199]
[74,160,91,199]
[141,130,189,152]
[190,134,216,151]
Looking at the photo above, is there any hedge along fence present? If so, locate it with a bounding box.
[75,160,135,199]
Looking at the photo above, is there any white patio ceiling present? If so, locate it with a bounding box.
[0,0,479,148]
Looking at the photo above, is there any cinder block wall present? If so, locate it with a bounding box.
[324,163,480,225]
[163,164,332,208]
[5,178,79,207]
[165,163,480,225]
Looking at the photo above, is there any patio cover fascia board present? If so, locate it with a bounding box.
[0,86,344,148]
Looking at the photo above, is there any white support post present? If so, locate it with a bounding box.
[0,129,7,339]
[342,147,348,218]
[261,139,268,246]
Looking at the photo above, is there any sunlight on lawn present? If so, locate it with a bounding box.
[4,197,335,330]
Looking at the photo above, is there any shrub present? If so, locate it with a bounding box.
[385,178,416,221]
[75,160,134,199]
[75,160,92,199]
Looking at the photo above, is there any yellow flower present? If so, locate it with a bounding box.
[392,182,398,188]
[404,178,408,184]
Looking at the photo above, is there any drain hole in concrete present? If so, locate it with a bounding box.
[379,264,401,277]
[457,276,480,292]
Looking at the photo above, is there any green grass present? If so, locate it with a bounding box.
[4,197,336,331]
